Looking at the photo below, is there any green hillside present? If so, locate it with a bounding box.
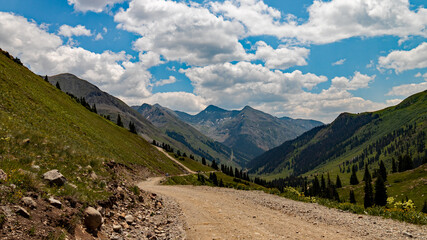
[0,50,183,203]
[249,90,427,181]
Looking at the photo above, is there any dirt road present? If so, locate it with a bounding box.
[138,178,426,240]
[155,146,196,174]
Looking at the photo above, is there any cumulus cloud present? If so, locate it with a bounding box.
[58,24,92,37]
[331,72,375,90]
[95,33,103,40]
[378,42,427,73]
[114,0,248,66]
[0,12,152,106]
[386,80,427,97]
[332,59,346,66]
[182,62,327,108]
[155,76,176,87]
[142,92,207,114]
[67,0,125,13]
[253,41,309,70]
[211,0,427,44]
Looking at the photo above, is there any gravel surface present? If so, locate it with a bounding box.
[139,178,427,240]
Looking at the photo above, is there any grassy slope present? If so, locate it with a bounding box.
[254,91,426,181]
[337,164,427,210]
[0,52,183,202]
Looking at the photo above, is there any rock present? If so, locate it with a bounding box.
[84,207,103,231]
[0,169,7,182]
[68,183,77,189]
[113,224,122,233]
[15,206,30,218]
[21,197,37,209]
[403,231,413,238]
[31,165,40,172]
[89,172,98,180]
[43,170,66,186]
[10,184,16,190]
[48,197,62,208]
[22,138,30,144]
[125,215,134,224]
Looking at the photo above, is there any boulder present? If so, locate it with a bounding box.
[125,215,134,224]
[48,197,62,208]
[15,206,30,218]
[43,169,66,186]
[0,169,7,182]
[113,224,122,233]
[84,207,103,231]
[21,197,37,209]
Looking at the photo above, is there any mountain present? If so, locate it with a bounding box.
[175,105,323,159]
[134,103,251,166]
[0,49,184,202]
[249,90,427,179]
[48,73,196,157]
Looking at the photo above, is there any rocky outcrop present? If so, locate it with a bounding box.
[42,170,66,186]
[84,207,103,231]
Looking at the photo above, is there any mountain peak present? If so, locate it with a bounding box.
[203,105,227,113]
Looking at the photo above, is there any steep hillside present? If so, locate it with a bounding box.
[249,90,427,180]
[135,104,251,166]
[0,50,184,203]
[176,105,323,159]
[48,73,191,153]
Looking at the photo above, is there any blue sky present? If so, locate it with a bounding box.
[0,0,426,122]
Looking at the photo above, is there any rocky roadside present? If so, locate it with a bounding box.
[0,165,186,240]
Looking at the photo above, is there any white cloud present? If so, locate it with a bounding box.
[415,72,422,77]
[386,99,403,105]
[114,0,248,66]
[332,59,346,66]
[58,24,92,37]
[182,62,327,108]
[211,0,427,44]
[95,33,103,40]
[155,76,176,87]
[331,72,375,90]
[386,80,427,97]
[253,41,309,70]
[67,0,125,13]
[378,42,427,73]
[0,12,152,106]
[142,92,207,114]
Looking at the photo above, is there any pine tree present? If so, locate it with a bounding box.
[116,114,123,127]
[336,175,342,188]
[363,166,374,208]
[350,165,359,185]
[378,160,387,182]
[92,104,97,114]
[152,140,157,146]
[320,174,326,196]
[219,179,224,187]
[374,175,387,206]
[44,75,48,82]
[392,158,397,173]
[55,82,61,90]
[211,160,219,170]
[312,176,320,196]
[202,157,206,165]
[129,121,137,134]
[422,200,427,214]
[349,190,356,203]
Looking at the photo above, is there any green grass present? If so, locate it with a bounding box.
[338,164,427,211]
[168,153,214,172]
[0,51,183,204]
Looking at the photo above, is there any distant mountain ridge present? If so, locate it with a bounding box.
[49,73,200,158]
[249,90,427,179]
[175,105,323,159]
[134,103,251,166]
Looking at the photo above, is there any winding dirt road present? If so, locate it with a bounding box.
[138,178,426,240]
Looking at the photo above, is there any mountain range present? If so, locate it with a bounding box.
[175,105,323,159]
[249,90,427,180]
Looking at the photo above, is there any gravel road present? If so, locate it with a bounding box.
[138,178,426,240]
